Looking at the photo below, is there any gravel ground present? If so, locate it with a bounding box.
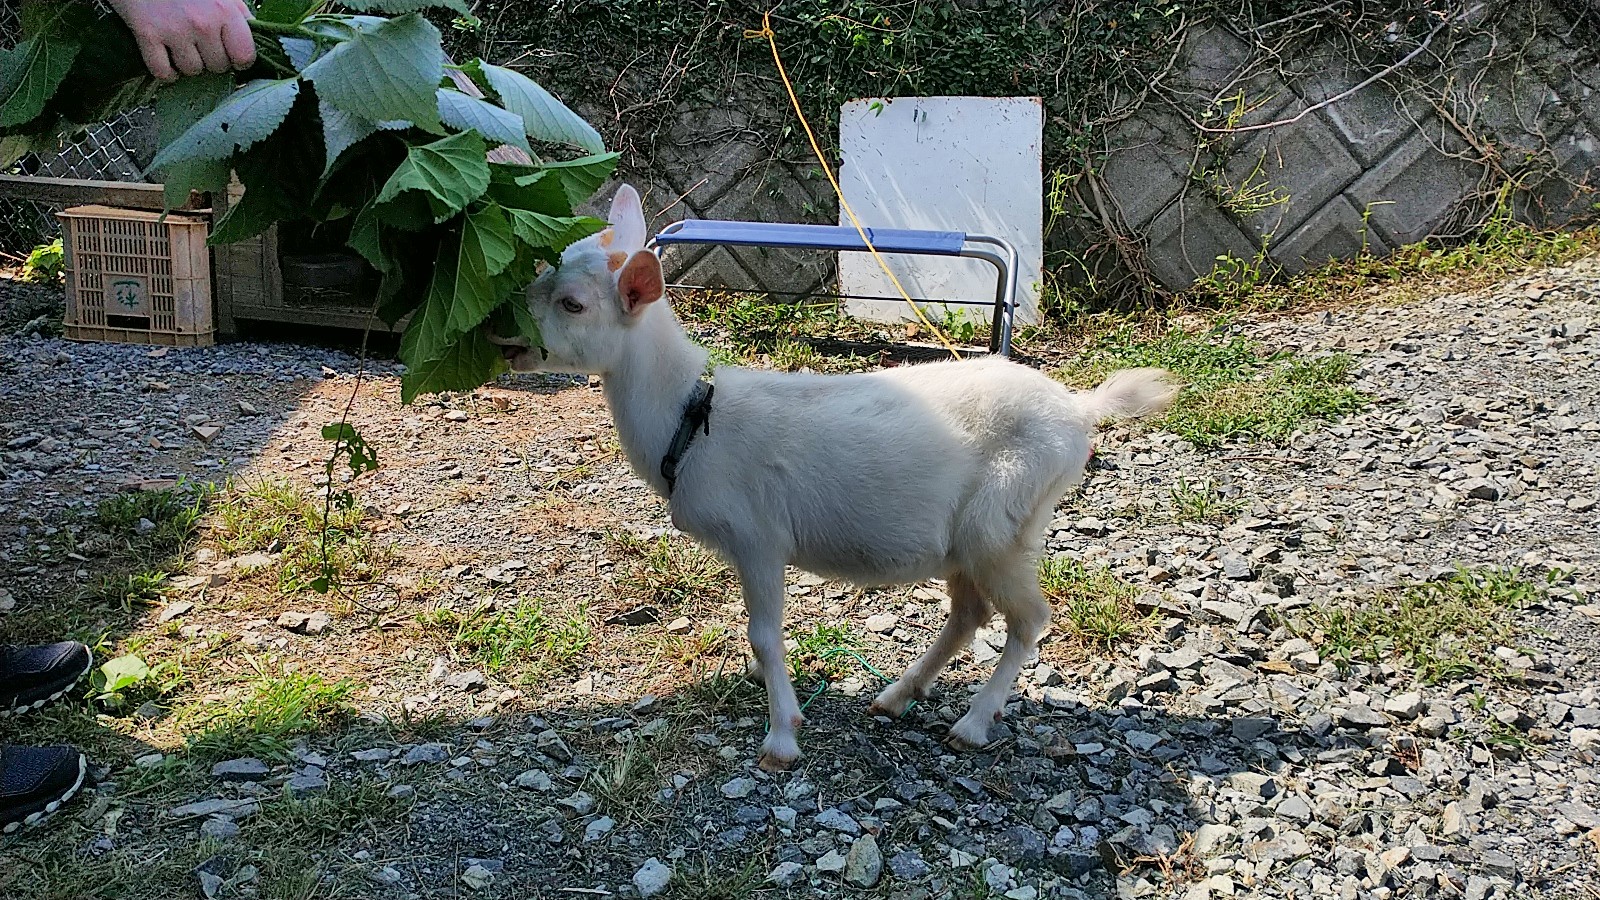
[1,257,1598,900]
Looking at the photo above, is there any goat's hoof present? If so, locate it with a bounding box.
[867,688,913,719]
[758,748,799,772]
[947,715,993,751]
[758,734,800,772]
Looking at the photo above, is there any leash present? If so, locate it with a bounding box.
[744,13,963,361]
[798,646,910,715]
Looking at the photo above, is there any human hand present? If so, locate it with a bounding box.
[108,0,257,82]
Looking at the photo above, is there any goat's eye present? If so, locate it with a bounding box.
[559,298,583,314]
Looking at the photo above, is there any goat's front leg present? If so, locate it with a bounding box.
[735,556,804,771]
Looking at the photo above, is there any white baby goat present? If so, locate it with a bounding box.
[492,185,1178,770]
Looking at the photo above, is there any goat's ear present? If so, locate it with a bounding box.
[617,250,664,316]
[607,184,647,253]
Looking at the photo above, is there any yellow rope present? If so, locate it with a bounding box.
[745,13,962,360]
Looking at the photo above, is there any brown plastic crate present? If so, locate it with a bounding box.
[58,204,215,347]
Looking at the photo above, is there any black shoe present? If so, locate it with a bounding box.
[0,642,93,717]
[0,745,87,834]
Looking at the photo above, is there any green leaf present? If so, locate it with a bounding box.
[347,202,391,273]
[401,327,507,404]
[91,654,150,697]
[154,74,234,208]
[209,181,287,245]
[539,154,620,207]
[256,0,324,24]
[1,133,48,168]
[149,78,301,172]
[398,240,458,364]
[0,35,82,129]
[436,88,531,155]
[376,130,490,223]
[478,62,603,154]
[504,210,607,263]
[485,153,618,216]
[448,202,517,333]
[464,204,518,278]
[301,13,443,132]
[321,422,379,474]
[280,37,317,70]
[34,11,152,134]
[488,295,542,347]
[338,0,471,14]
[209,95,323,244]
[320,99,377,176]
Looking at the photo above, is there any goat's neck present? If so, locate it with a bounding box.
[601,304,711,497]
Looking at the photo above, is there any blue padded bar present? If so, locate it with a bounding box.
[655,219,967,256]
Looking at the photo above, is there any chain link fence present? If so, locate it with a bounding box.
[1,4,155,256]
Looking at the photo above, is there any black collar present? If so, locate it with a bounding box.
[660,379,713,497]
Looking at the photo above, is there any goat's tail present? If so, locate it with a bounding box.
[1082,367,1182,422]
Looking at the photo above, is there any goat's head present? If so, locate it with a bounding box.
[490,184,666,375]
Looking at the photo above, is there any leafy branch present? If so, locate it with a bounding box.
[3,0,619,595]
[2,0,613,402]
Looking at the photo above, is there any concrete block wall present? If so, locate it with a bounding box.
[606,4,1599,299]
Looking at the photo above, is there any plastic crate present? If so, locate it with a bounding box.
[58,204,214,347]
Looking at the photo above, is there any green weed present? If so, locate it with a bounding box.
[422,598,591,679]
[1039,557,1152,648]
[1184,195,1597,312]
[612,532,734,609]
[210,477,389,596]
[1315,567,1547,684]
[79,570,169,609]
[1169,476,1238,524]
[95,482,215,566]
[246,778,413,845]
[1053,321,1366,447]
[788,622,861,681]
[585,740,667,824]
[22,238,64,283]
[187,670,356,761]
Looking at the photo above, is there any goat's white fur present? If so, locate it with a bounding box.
[492,185,1179,769]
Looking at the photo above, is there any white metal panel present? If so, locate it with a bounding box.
[837,96,1042,327]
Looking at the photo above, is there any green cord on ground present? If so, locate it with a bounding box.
[797,646,909,715]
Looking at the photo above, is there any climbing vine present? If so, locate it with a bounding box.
[457,0,1600,307]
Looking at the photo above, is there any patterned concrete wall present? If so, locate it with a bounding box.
[591,3,1600,299]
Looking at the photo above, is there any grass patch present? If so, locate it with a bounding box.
[421,598,592,680]
[0,778,409,900]
[1039,558,1153,648]
[585,739,668,825]
[1185,202,1600,311]
[680,669,766,719]
[655,623,735,670]
[788,622,862,682]
[1314,567,1549,684]
[186,669,356,761]
[1169,476,1240,524]
[95,482,215,565]
[676,291,847,352]
[0,837,210,900]
[246,777,413,845]
[666,856,767,900]
[612,531,735,609]
[1053,321,1366,447]
[676,291,879,371]
[79,569,170,609]
[209,477,391,596]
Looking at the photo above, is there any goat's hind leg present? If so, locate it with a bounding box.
[948,557,1049,749]
[870,571,991,718]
